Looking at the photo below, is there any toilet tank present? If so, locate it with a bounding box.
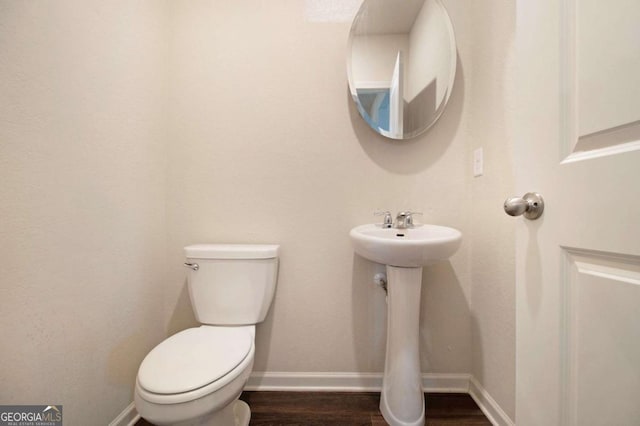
[184,244,279,325]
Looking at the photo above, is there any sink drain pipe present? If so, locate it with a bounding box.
[374,272,387,294]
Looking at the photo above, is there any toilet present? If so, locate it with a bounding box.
[134,244,279,426]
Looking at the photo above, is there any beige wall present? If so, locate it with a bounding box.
[0,1,167,424]
[165,0,472,375]
[1,0,518,423]
[464,0,517,421]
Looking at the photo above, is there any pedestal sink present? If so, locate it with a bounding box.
[349,223,462,426]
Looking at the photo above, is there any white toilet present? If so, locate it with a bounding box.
[134,244,279,426]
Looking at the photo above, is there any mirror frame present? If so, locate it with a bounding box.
[347,0,457,140]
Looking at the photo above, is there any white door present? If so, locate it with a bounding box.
[389,51,404,137]
[514,0,640,425]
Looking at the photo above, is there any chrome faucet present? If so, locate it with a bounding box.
[394,211,422,229]
[374,210,423,229]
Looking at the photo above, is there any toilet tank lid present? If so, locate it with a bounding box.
[184,244,279,259]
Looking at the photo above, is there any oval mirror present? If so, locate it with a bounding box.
[347,0,456,140]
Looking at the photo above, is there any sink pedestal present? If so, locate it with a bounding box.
[349,222,462,426]
[381,265,425,426]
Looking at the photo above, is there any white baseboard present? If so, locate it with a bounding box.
[245,371,470,393]
[109,402,140,426]
[113,373,512,426]
[468,376,515,426]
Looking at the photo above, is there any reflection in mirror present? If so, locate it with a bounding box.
[347,0,456,139]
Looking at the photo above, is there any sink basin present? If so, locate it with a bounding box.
[349,223,462,267]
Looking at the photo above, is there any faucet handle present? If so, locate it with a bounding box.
[396,211,423,228]
[396,210,423,217]
[374,210,393,228]
[406,211,423,227]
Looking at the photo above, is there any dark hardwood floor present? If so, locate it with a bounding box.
[136,391,491,425]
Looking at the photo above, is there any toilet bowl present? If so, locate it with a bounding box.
[134,244,279,426]
[135,326,255,426]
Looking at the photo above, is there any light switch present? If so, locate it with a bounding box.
[473,148,483,177]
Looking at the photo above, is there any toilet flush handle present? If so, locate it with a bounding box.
[183,262,199,271]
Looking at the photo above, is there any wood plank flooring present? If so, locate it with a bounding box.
[135,391,491,425]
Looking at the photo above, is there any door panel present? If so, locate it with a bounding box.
[564,249,640,425]
[563,0,640,162]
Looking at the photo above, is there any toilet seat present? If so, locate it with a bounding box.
[136,325,254,405]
